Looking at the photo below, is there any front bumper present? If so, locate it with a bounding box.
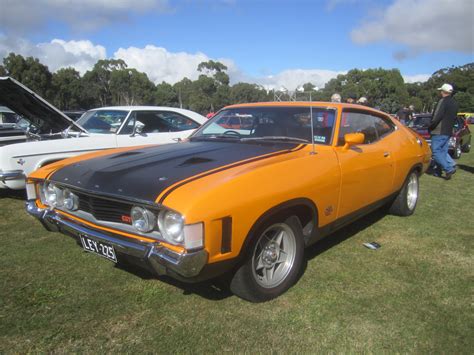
[25,200,208,279]
[0,169,25,182]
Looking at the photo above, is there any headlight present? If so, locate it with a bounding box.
[449,137,456,146]
[42,182,63,207]
[63,189,79,211]
[131,206,156,233]
[158,210,184,244]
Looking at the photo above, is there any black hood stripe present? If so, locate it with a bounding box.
[48,141,305,204]
[157,143,305,204]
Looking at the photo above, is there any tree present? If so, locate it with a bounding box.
[2,53,53,100]
[82,59,127,106]
[230,83,269,103]
[110,68,155,105]
[173,78,194,109]
[322,68,409,112]
[52,67,83,110]
[406,63,474,112]
[155,82,179,107]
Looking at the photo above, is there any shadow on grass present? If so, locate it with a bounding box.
[457,164,474,174]
[305,208,386,260]
[114,209,388,302]
[0,189,27,200]
[115,259,234,301]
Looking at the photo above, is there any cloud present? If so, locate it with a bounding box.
[241,69,346,91]
[403,74,430,83]
[114,45,213,84]
[0,0,170,34]
[114,45,345,89]
[351,0,474,56]
[0,35,106,74]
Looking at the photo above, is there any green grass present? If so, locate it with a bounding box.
[1,150,473,353]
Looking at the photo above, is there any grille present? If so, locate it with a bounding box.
[75,191,132,224]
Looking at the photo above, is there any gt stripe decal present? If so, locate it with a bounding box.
[157,144,305,204]
[42,145,152,181]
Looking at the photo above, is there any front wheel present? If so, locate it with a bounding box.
[230,216,305,302]
[389,171,419,216]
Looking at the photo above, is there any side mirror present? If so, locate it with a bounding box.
[343,132,365,149]
[130,121,145,137]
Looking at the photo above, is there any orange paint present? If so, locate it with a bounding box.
[29,102,431,266]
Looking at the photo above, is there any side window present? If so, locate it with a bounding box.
[339,111,395,145]
[338,111,377,144]
[120,112,136,135]
[158,112,200,131]
[119,111,199,135]
[373,116,395,138]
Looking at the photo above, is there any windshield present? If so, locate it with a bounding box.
[409,115,432,128]
[77,110,129,134]
[192,106,336,145]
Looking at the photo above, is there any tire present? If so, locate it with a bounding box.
[230,215,305,302]
[452,142,462,159]
[462,138,471,153]
[389,171,419,216]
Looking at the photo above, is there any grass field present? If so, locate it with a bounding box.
[1,150,473,353]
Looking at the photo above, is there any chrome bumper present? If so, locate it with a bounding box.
[25,200,208,279]
[0,169,25,182]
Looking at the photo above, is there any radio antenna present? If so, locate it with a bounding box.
[309,104,316,155]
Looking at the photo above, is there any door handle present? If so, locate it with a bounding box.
[383,152,390,157]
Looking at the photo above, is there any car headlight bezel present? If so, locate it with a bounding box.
[41,181,64,208]
[131,206,156,233]
[62,188,79,211]
[158,209,185,244]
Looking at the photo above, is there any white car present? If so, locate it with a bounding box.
[0,77,207,190]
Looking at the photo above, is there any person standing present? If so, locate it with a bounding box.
[330,93,341,103]
[429,83,458,179]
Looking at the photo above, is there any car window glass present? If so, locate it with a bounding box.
[120,111,199,135]
[77,110,129,134]
[196,106,336,145]
[374,116,395,138]
[339,111,377,145]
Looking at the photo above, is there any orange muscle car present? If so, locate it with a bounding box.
[26,102,431,302]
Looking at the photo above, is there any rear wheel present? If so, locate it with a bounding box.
[230,216,304,302]
[389,171,419,216]
[462,138,471,153]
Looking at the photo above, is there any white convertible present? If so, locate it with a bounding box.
[0,77,207,190]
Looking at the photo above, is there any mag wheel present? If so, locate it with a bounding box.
[230,216,304,302]
[389,171,419,216]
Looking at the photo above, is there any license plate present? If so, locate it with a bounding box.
[79,234,117,263]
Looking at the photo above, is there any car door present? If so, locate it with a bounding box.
[335,109,396,218]
[116,110,201,147]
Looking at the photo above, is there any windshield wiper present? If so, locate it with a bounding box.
[191,134,241,141]
[241,136,310,143]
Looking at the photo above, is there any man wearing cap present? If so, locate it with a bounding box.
[429,83,459,179]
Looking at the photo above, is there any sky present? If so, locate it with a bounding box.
[0,0,473,90]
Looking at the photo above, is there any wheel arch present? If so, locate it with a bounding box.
[238,198,318,259]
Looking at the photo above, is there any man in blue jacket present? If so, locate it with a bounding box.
[429,83,459,180]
